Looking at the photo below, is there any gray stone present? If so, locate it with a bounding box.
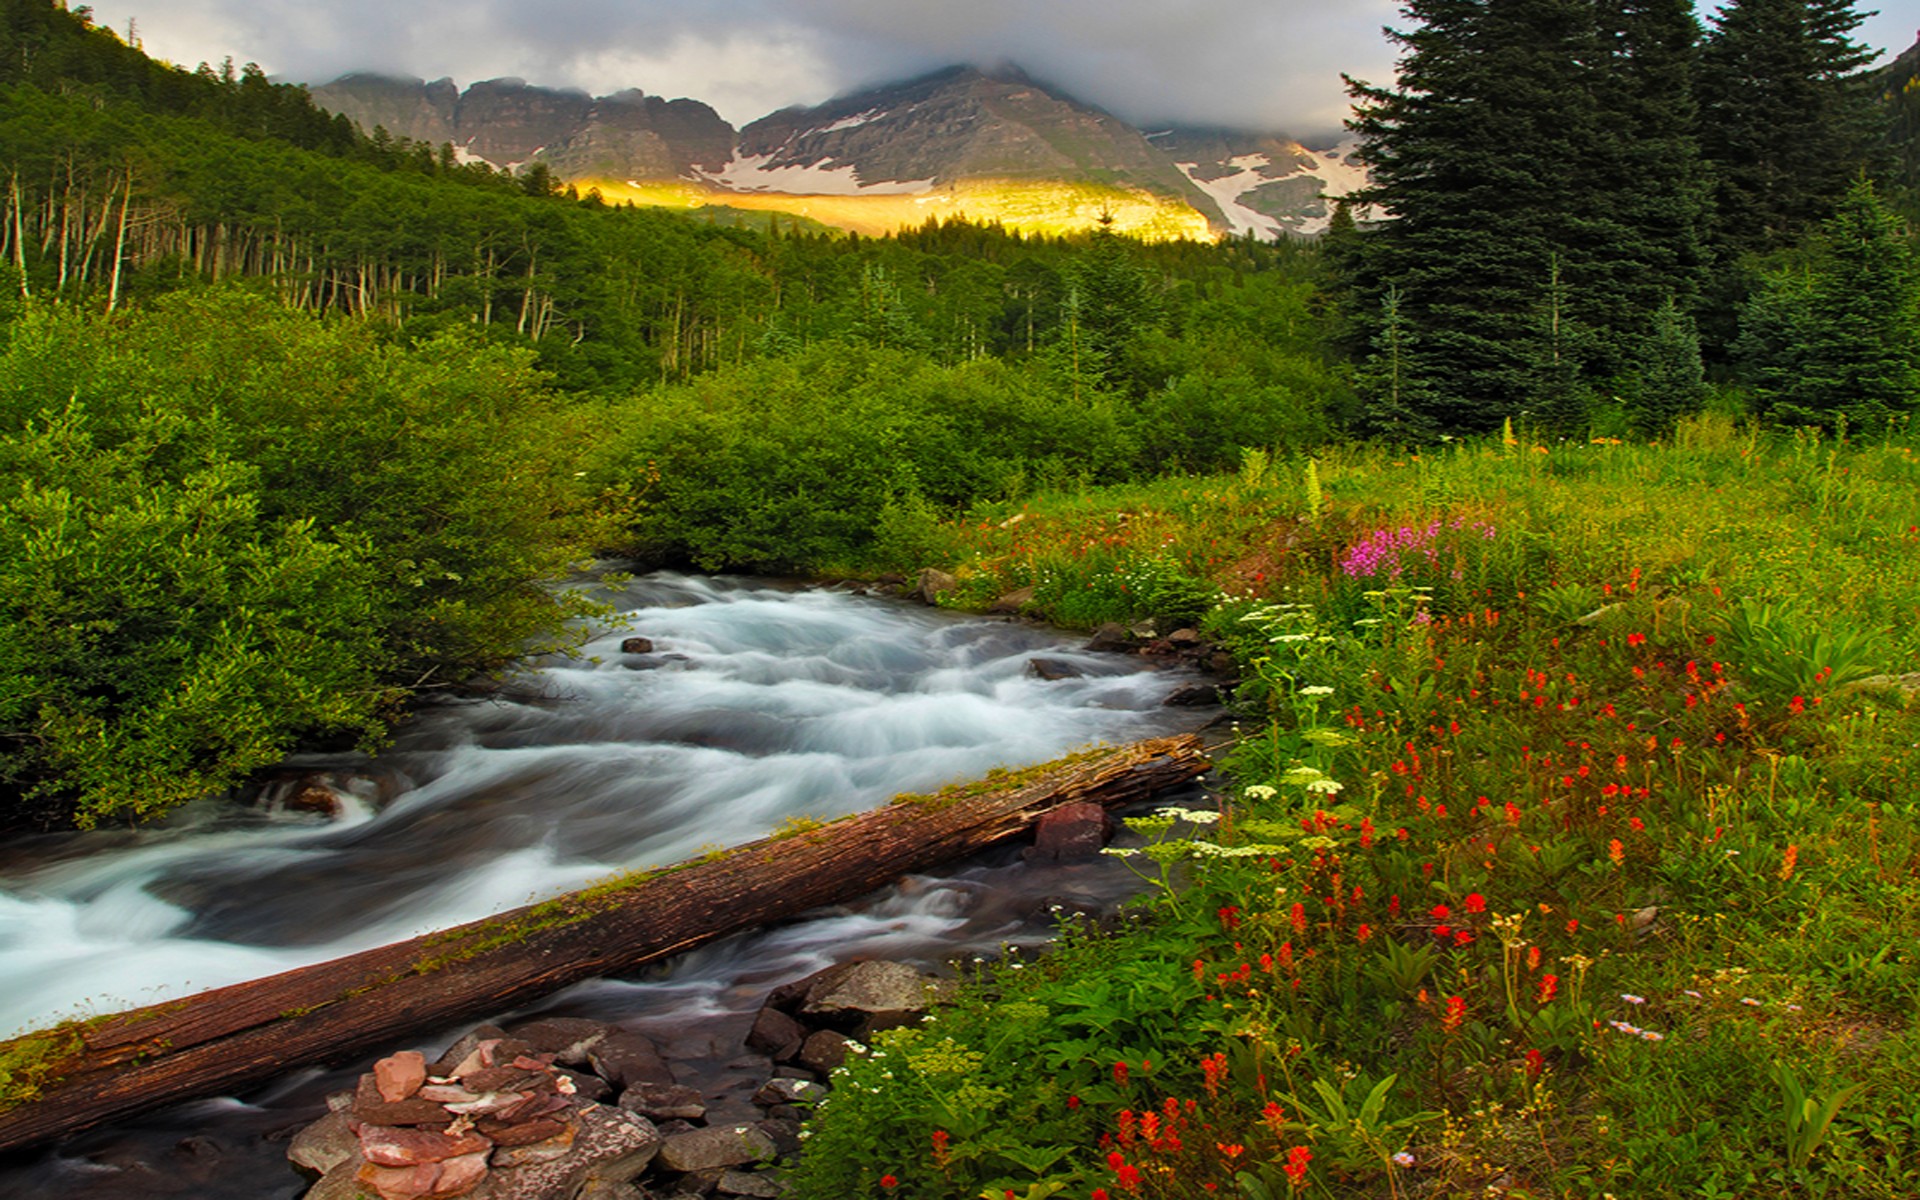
[794,1031,848,1075]
[1024,801,1114,864]
[1084,622,1133,653]
[656,1125,778,1174]
[749,1079,824,1107]
[743,1006,806,1062]
[1025,657,1081,681]
[288,1110,358,1176]
[1167,628,1202,646]
[1163,683,1222,708]
[586,1032,675,1090]
[662,1168,724,1196]
[304,1154,369,1200]
[558,1067,613,1103]
[576,1183,650,1200]
[753,1119,803,1159]
[474,1104,660,1200]
[620,637,655,654]
[510,1018,612,1067]
[618,1082,706,1122]
[913,568,958,605]
[717,1169,788,1198]
[988,587,1034,615]
[430,1026,508,1077]
[798,961,933,1030]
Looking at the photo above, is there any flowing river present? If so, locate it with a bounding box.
[0,573,1217,1199]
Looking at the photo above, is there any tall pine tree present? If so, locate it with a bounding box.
[1345,0,1709,434]
[1697,0,1882,256]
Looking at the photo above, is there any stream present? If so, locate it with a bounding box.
[0,573,1217,1199]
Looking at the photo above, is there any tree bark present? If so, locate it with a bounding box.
[0,735,1207,1151]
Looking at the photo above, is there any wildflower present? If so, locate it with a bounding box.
[1526,1048,1544,1079]
[1538,974,1559,1004]
[1464,893,1487,915]
[1431,903,1452,921]
[931,1129,951,1168]
[1392,1151,1415,1168]
[1442,995,1467,1034]
[1608,839,1625,866]
[880,1175,899,1189]
[1527,945,1542,971]
[1621,993,1646,1005]
[1262,1101,1288,1137]
[1068,1095,1082,1110]
[1244,785,1278,801]
[1356,923,1373,943]
[1284,1145,1313,1184]
[1113,1061,1130,1086]
[1291,902,1307,933]
[1301,685,1335,696]
[1777,844,1799,881]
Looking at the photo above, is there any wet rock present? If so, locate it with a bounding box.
[1163,683,1222,708]
[354,1098,458,1128]
[432,1026,508,1076]
[619,1082,707,1122]
[913,568,958,605]
[754,1119,803,1159]
[1084,622,1133,653]
[491,1126,579,1168]
[750,1078,824,1107]
[376,1052,430,1103]
[290,1110,359,1176]
[794,1031,848,1075]
[1026,657,1082,681]
[586,1031,675,1090]
[656,1124,777,1173]
[743,1006,806,1062]
[620,637,656,654]
[797,961,933,1032]
[717,1169,787,1198]
[988,586,1035,615]
[769,1066,817,1082]
[510,1017,612,1067]
[1024,801,1114,864]
[478,1105,660,1200]
[767,964,853,1012]
[359,1125,494,1167]
[1167,628,1203,646]
[358,1150,490,1200]
[286,784,346,818]
[558,1066,614,1103]
[488,1118,571,1149]
[661,1167,724,1196]
[577,1184,650,1200]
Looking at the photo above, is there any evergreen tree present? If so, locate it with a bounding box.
[1345,0,1709,434]
[1735,177,1920,428]
[1353,285,1439,441]
[1697,0,1882,257]
[1628,297,1709,436]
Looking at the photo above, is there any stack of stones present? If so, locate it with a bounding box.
[290,960,947,1200]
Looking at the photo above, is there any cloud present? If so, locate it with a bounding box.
[84,0,1405,135]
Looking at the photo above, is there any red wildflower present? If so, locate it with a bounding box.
[1283,1145,1313,1185]
[1464,893,1487,914]
[1537,974,1559,1004]
[879,1175,898,1189]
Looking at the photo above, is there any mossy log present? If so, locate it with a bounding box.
[0,735,1206,1151]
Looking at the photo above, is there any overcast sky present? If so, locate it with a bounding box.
[73,0,1918,137]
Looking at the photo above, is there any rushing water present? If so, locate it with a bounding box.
[0,573,1215,1198]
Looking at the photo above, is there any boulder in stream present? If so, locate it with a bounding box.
[1024,801,1114,864]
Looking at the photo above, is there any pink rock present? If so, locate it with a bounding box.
[358,1124,493,1168]
[359,1160,443,1200]
[375,1052,429,1103]
[427,1151,490,1197]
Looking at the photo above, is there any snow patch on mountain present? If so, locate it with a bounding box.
[1176,155,1288,238]
[695,152,936,196]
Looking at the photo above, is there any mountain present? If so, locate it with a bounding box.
[312,65,1361,240]
[310,72,733,177]
[1882,36,1920,194]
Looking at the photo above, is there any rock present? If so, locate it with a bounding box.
[285,784,346,818]
[1207,651,1238,675]
[375,1052,430,1103]
[354,1098,457,1128]
[988,586,1034,615]
[476,1105,660,1200]
[491,1125,579,1168]
[769,1066,817,1082]
[1163,683,1222,708]
[557,1067,614,1103]
[656,1125,778,1173]
[1167,628,1203,646]
[1084,622,1133,653]
[289,1110,359,1176]
[359,1125,494,1168]
[510,1018,612,1067]
[797,961,934,1032]
[586,1031,675,1090]
[1023,801,1114,864]
[754,1119,803,1158]
[431,1026,508,1077]
[743,1006,806,1062]
[620,637,655,654]
[662,1168,724,1196]
[767,964,854,1013]
[913,568,958,605]
[750,1078,824,1107]
[576,1184,649,1200]
[717,1169,787,1198]
[794,1031,848,1075]
[358,1150,490,1200]
[619,1082,707,1122]
[488,1118,571,1149]
[1026,657,1082,681]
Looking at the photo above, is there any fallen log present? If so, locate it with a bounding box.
[0,735,1207,1151]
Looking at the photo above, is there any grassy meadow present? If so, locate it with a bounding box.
[791,417,1920,1199]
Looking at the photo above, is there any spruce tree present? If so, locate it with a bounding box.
[1697,0,1881,257]
[1735,177,1920,428]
